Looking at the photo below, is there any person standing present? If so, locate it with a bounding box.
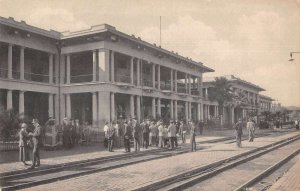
[158,121,165,148]
[233,118,243,148]
[123,121,131,152]
[107,122,115,152]
[174,120,180,147]
[28,119,41,169]
[149,121,156,146]
[167,120,176,149]
[247,118,256,142]
[103,121,109,148]
[141,120,150,149]
[198,120,204,135]
[179,120,187,143]
[19,123,30,166]
[190,121,197,152]
[132,117,140,152]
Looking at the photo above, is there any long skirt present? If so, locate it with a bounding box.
[19,146,30,162]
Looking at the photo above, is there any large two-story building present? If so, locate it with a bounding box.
[0,17,214,130]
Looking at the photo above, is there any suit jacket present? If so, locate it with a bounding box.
[19,129,29,147]
[30,125,41,147]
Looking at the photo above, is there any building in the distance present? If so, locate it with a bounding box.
[202,75,274,124]
[0,17,214,133]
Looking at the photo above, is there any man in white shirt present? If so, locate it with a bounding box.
[246,118,256,142]
[103,121,109,148]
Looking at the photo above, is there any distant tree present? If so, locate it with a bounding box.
[208,77,234,116]
[0,109,24,140]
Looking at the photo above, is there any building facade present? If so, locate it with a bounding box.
[203,75,273,124]
[0,17,214,131]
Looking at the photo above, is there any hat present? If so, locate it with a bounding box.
[21,123,27,128]
[32,118,39,124]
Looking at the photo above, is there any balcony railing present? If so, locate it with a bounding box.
[177,87,186,94]
[191,89,200,96]
[0,68,8,78]
[115,74,131,84]
[142,79,153,87]
[12,71,20,79]
[25,72,50,83]
[70,74,93,83]
[160,81,171,91]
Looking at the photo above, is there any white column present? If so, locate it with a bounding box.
[54,94,59,124]
[157,98,161,117]
[92,50,97,81]
[19,91,25,115]
[7,90,12,110]
[130,57,134,84]
[48,93,54,118]
[98,49,110,82]
[185,73,188,93]
[152,97,156,119]
[66,55,71,84]
[185,102,189,121]
[174,100,178,120]
[92,92,98,126]
[231,107,235,124]
[66,94,71,118]
[188,74,191,94]
[8,44,12,79]
[136,95,141,123]
[130,95,135,118]
[111,51,115,82]
[98,91,111,129]
[111,92,115,121]
[197,103,201,121]
[189,102,192,120]
[137,59,140,86]
[170,69,173,91]
[200,103,204,120]
[174,70,177,92]
[157,65,161,90]
[55,54,59,85]
[170,99,174,120]
[60,55,65,84]
[152,63,155,88]
[205,88,208,99]
[20,46,25,80]
[49,54,53,84]
[207,105,210,120]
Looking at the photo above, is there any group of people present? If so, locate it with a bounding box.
[103,117,205,153]
[18,118,41,169]
[61,118,91,149]
[233,117,256,148]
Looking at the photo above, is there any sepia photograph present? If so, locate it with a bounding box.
[0,0,300,190]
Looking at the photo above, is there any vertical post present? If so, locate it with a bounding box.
[157,65,160,90]
[49,54,53,84]
[92,50,97,82]
[66,55,71,84]
[54,94,59,124]
[174,70,177,92]
[66,94,71,119]
[200,103,204,120]
[48,93,54,118]
[189,102,192,121]
[20,46,25,80]
[185,102,189,121]
[152,63,155,88]
[98,49,110,82]
[60,55,65,84]
[7,90,12,110]
[170,69,173,91]
[92,92,98,127]
[137,59,140,86]
[170,99,174,120]
[231,107,235,124]
[19,91,25,115]
[136,95,141,123]
[157,98,161,117]
[197,103,201,121]
[55,54,59,85]
[111,92,115,121]
[188,74,191,95]
[185,73,188,94]
[130,57,134,84]
[207,105,210,120]
[8,44,12,79]
[174,100,178,120]
[111,51,115,82]
[130,95,135,118]
[152,97,156,119]
[98,91,111,130]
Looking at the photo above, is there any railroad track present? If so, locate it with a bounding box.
[132,134,300,191]
[0,132,282,191]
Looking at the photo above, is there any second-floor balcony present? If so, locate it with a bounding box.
[115,74,131,84]
[142,78,153,87]
[70,74,93,84]
[191,89,200,96]
[160,81,171,91]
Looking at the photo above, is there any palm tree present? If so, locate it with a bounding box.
[208,77,234,117]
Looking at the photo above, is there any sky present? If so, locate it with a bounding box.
[1,0,300,107]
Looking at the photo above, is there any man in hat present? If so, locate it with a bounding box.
[190,121,197,152]
[19,123,30,166]
[247,118,256,142]
[233,118,243,147]
[167,120,176,149]
[28,118,41,169]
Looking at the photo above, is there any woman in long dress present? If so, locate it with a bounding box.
[19,123,30,166]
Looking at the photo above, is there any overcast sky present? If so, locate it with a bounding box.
[1,0,300,107]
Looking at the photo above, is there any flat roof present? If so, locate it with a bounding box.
[0,16,214,73]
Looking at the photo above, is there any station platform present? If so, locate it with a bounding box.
[269,154,300,191]
[0,127,292,174]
